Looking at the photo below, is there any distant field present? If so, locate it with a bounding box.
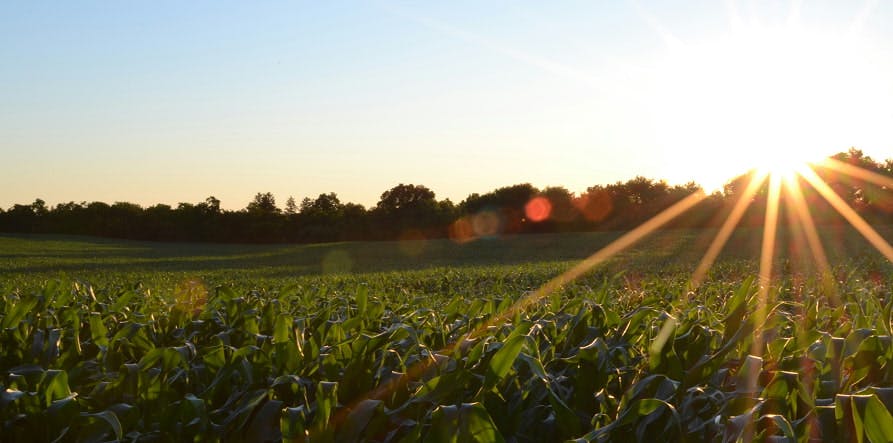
[4,227,893,441]
[2,224,889,281]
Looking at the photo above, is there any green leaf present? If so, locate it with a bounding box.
[485,335,525,389]
[82,410,124,442]
[108,289,136,314]
[38,370,71,408]
[625,399,681,442]
[245,399,283,442]
[427,403,505,443]
[723,277,753,342]
[649,315,677,373]
[860,395,893,443]
[724,402,762,443]
[45,394,80,441]
[281,406,308,443]
[461,403,506,443]
[273,314,292,344]
[89,314,109,348]
[428,404,459,443]
[843,394,874,443]
[760,414,795,441]
[179,393,208,431]
[313,381,338,433]
[547,387,582,437]
[336,399,383,442]
[736,355,764,394]
[1,295,38,330]
[518,352,548,382]
[64,309,82,355]
[355,286,368,317]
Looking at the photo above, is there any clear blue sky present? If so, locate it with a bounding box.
[3,1,892,210]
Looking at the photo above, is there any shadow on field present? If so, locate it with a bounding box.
[1,225,890,278]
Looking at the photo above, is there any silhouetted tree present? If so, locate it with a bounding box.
[339,202,368,241]
[376,184,435,213]
[459,183,539,234]
[373,184,448,238]
[301,193,342,216]
[246,192,279,215]
[295,193,346,242]
[200,196,221,215]
[31,199,49,217]
[541,186,578,223]
[284,196,298,215]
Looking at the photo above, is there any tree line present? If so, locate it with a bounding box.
[2,149,892,244]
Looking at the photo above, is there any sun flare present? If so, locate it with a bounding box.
[754,150,813,181]
[649,17,890,192]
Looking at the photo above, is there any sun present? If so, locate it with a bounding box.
[647,17,889,192]
[754,148,815,182]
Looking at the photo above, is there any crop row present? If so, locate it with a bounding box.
[3,263,893,441]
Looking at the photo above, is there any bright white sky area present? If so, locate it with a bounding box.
[3,1,892,209]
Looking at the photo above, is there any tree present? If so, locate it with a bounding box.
[1,204,36,232]
[31,198,48,216]
[812,148,881,214]
[246,192,279,215]
[339,202,368,240]
[376,184,436,213]
[540,186,578,223]
[459,184,539,215]
[459,183,540,234]
[285,196,298,215]
[619,176,669,205]
[373,184,445,237]
[577,185,614,223]
[199,196,221,215]
[301,193,342,216]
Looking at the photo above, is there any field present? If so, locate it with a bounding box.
[4,226,893,442]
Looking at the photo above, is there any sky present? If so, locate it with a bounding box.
[3,1,893,210]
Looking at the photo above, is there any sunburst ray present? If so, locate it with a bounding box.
[746,173,782,394]
[318,190,706,436]
[782,174,838,302]
[817,157,893,189]
[465,190,707,339]
[799,165,893,262]
[691,170,768,290]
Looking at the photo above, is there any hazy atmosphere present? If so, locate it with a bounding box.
[10,2,893,442]
[4,1,893,209]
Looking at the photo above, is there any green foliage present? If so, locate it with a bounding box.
[5,232,893,440]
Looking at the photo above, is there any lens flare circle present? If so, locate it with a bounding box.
[524,197,552,222]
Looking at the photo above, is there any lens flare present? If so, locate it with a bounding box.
[524,197,552,222]
[398,230,427,256]
[448,217,475,243]
[173,278,207,317]
[321,250,353,274]
[471,210,503,237]
[574,190,613,222]
[322,155,893,438]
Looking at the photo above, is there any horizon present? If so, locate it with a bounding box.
[4,1,892,210]
[1,147,887,212]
